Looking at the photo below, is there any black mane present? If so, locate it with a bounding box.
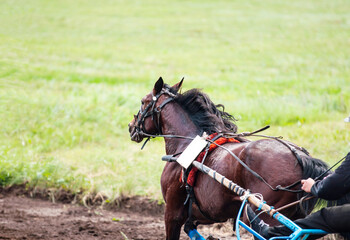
[174,88,238,134]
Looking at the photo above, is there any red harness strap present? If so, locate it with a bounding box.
[184,133,240,187]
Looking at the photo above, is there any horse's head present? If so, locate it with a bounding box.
[128,77,183,143]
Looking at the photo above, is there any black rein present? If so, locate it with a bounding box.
[134,87,342,195]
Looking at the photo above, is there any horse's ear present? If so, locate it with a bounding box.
[153,77,164,95]
[172,77,184,93]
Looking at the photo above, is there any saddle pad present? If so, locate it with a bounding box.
[184,133,240,186]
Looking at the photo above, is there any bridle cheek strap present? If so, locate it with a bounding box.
[153,97,174,134]
[135,90,175,137]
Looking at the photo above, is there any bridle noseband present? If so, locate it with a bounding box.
[134,87,177,138]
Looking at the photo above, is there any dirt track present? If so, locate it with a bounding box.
[0,186,239,240]
[0,186,339,240]
[0,194,168,239]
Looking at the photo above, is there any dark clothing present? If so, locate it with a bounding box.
[267,204,350,240]
[266,152,350,240]
[311,152,350,202]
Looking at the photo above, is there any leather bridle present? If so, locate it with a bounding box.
[134,87,177,137]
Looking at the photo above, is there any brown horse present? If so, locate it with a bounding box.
[128,78,328,240]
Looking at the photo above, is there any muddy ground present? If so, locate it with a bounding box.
[0,186,340,240]
[0,185,241,240]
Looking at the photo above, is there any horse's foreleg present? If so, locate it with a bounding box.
[164,199,188,240]
[161,164,189,239]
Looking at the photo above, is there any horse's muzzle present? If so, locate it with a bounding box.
[128,120,144,143]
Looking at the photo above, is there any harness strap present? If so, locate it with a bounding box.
[183,180,222,228]
[271,138,311,193]
[183,134,240,226]
[183,184,195,234]
[135,87,325,194]
[185,133,240,187]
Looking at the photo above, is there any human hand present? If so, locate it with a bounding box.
[301,178,315,193]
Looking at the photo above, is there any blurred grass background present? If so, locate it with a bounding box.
[0,0,349,201]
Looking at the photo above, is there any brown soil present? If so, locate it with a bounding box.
[0,185,240,240]
[0,185,339,240]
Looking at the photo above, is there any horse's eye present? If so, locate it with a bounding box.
[141,100,144,105]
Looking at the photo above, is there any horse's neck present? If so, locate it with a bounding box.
[161,103,200,155]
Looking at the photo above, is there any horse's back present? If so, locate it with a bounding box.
[194,138,305,223]
[207,138,304,188]
[240,139,304,185]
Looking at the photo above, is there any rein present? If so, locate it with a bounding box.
[134,87,343,194]
[142,130,304,193]
[134,87,178,149]
[134,88,299,193]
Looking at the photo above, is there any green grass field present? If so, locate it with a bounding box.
[1,0,349,201]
